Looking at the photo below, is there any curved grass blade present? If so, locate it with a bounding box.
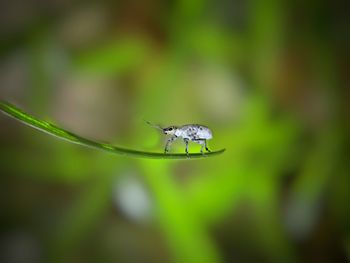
[0,101,225,159]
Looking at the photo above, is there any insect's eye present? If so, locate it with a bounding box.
[168,128,173,131]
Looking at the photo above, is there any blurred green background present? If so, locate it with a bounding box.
[0,0,349,262]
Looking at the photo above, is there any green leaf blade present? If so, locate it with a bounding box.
[0,101,225,159]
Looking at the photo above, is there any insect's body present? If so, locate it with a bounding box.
[174,125,212,140]
[146,121,213,155]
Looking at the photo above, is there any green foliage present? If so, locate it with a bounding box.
[0,101,225,159]
[0,0,347,262]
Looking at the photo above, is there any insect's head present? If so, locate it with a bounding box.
[163,126,177,135]
[145,120,177,135]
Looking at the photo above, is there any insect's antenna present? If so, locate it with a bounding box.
[144,120,163,131]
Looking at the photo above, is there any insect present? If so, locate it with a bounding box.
[146,121,212,155]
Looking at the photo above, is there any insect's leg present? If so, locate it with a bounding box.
[164,136,177,154]
[204,140,211,152]
[200,141,205,153]
[202,144,205,154]
[183,138,189,155]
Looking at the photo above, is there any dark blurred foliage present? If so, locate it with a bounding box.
[1,0,349,262]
